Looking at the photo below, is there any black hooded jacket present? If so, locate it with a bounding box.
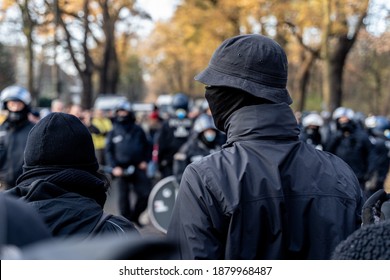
[167,103,363,259]
[6,168,138,237]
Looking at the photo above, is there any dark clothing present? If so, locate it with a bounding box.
[105,120,151,224]
[324,126,373,184]
[105,121,150,168]
[6,168,137,237]
[116,170,151,223]
[157,117,193,177]
[365,136,390,197]
[173,134,221,182]
[0,118,34,189]
[332,220,390,260]
[205,86,273,131]
[167,103,363,260]
[299,127,323,150]
[0,192,51,248]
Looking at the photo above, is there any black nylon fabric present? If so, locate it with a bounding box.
[167,103,363,260]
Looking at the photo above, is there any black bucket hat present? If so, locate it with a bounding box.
[195,34,292,105]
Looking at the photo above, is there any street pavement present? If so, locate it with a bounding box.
[104,180,166,238]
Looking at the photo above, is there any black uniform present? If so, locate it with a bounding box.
[0,118,34,189]
[365,135,390,197]
[105,117,151,225]
[157,116,193,178]
[324,122,373,188]
[299,126,323,149]
[173,132,221,182]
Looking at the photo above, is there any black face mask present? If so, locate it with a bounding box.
[305,127,322,144]
[116,112,135,124]
[205,86,273,132]
[7,108,29,125]
[338,120,355,133]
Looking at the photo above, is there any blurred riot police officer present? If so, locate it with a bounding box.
[299,112,324,150]
[364,115,390,197]
[157,93,193,178]
[105,101,151,227]
[173,113,222,182]
[324,107,373,191]
[0,85,35,189]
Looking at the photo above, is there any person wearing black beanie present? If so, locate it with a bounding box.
[5,112,138,238]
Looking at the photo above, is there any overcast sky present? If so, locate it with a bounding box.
[137,0,179,21]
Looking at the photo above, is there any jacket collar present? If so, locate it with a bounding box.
[224,103,300,146]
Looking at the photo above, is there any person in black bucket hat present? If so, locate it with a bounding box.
[167,34,363,259]
[195,33,291,106]
[5,112,138,238]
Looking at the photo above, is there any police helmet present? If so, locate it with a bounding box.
[0,85,32,110]
[354,111,366,125]
[332,107,354,121]
[115,101,132,112]
[172,93,189,111]
[193,114,216,134]
[302,113,324,128]
[365,116,390,138]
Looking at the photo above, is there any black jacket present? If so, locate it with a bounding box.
[173,134,221,182]
[157,117,193,168]
[6,168,138,238]
[0,119,35,188]
[105,121,150,168]
[324,126,373,181]
[167,103,363,260]
[367,136,390,183]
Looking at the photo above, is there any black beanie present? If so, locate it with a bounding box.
[23,112,99,172]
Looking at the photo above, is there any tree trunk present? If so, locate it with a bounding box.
[99,1,119,95]
[21,1,37,105]
[296,52,316,112]
[81,74,93,109]
[329,35,355,111]
[321,0,332,112]
[58,0,95,109]
[322,0,369,112]
[26,30,36,105]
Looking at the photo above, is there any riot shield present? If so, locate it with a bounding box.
[147,176,179,234]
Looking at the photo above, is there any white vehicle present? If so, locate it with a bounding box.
[156,95,173,119]
[94,95,128,112]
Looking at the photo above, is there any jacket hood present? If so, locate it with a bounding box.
[224,103,300,146]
